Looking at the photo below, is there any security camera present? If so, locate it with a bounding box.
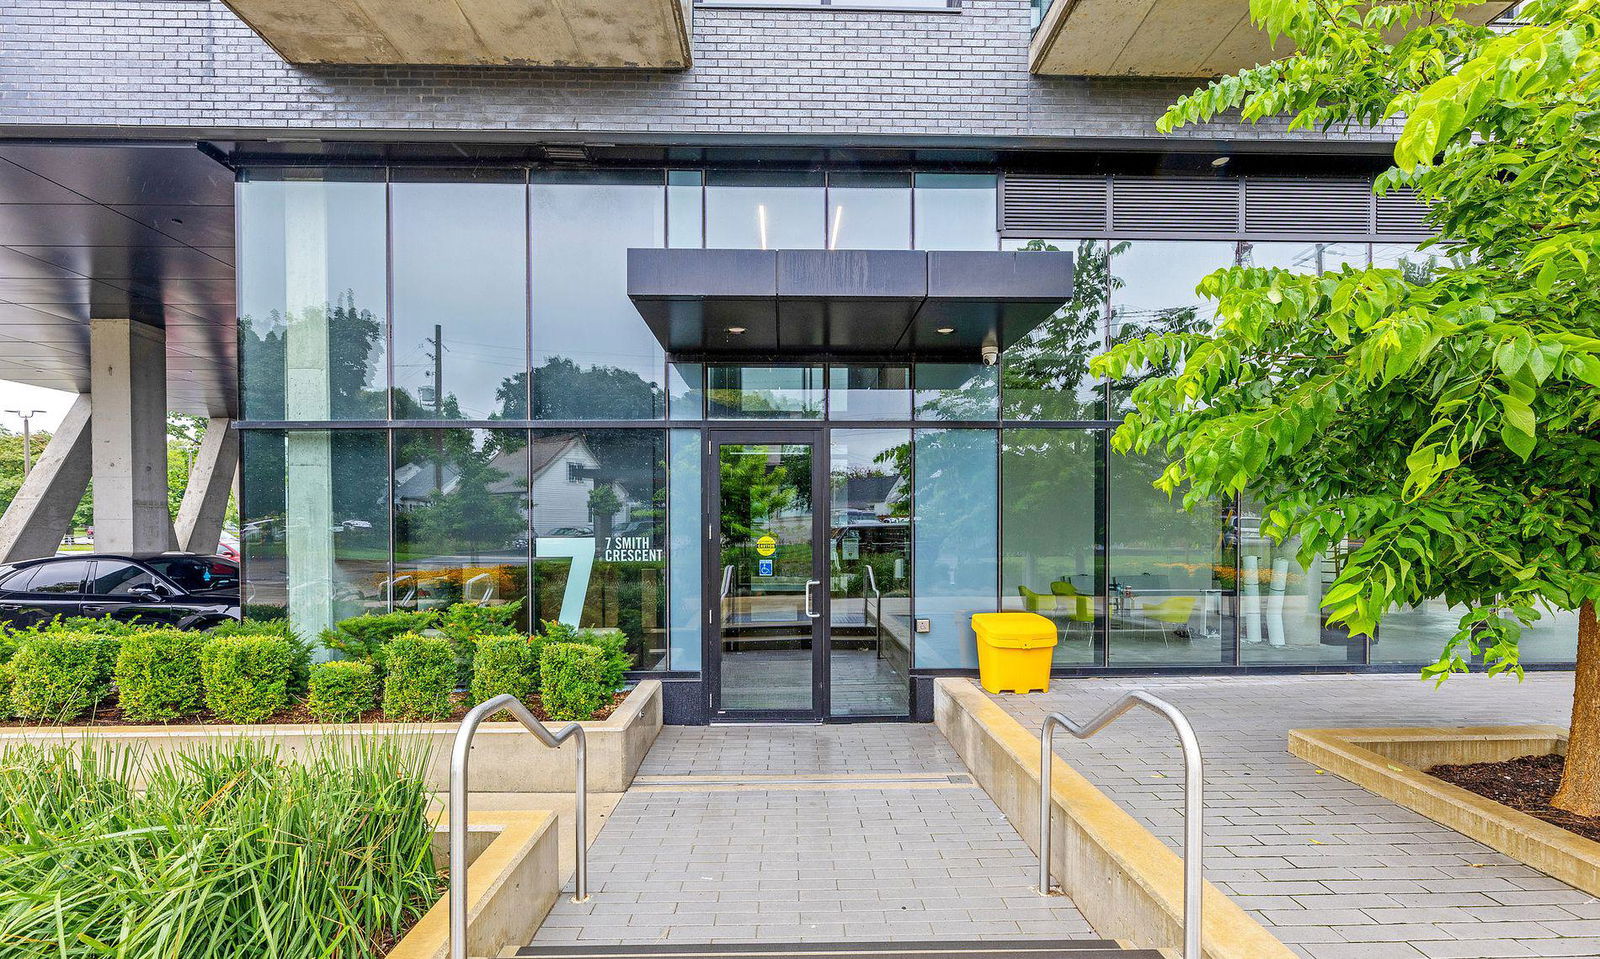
[980,345,1000,367]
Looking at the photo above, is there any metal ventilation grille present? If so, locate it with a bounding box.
[1376,188,1434,238]
[1376,188,1440,238]
[1112,177,1240,234]
[1000,174,1108,236]
[1244,178,1372,236]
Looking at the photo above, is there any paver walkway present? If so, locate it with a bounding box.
[992,672,1600,959]
[533,724,1095,944]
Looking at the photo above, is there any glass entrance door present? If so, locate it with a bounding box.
[710,432,827,718]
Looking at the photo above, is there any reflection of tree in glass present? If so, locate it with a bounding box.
[720,446,810,547]
[526,357,665,421]
[238,291,385,419]
[1001,240,1125,421]
[394,431,527,561]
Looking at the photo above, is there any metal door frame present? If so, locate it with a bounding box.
[705,426,830,722]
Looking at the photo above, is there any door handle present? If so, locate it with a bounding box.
[804,579,821,619]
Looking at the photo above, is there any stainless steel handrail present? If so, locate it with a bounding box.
[863,564,884,655]
[450,695,588,959]
[1037,692,1203,959]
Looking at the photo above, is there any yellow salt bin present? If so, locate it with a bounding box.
[971,612,1058,694]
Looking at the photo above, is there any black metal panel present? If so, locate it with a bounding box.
[629,248,1074,358]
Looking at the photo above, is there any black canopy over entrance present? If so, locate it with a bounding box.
[626,248,1074,356]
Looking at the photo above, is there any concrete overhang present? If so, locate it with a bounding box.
[220,0,693,69]
[1030,0,1516,78]
[627,249,1075,356]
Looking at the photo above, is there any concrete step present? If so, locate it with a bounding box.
[516,941,1162,959]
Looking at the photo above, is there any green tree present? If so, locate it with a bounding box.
[1094,0,1600,815]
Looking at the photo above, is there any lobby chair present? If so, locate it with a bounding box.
[1017,585,1057,612]
[1143,595,1199,638]
[1049,579,1094,622]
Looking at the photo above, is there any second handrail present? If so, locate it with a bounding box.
[450,695,588,959]
[1038,691,1203,959]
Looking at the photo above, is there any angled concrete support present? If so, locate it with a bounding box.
[174,418,239,556]
[90,318,171,554]
[0,395,93,563]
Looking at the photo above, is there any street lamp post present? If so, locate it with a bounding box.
[4,409,47,478]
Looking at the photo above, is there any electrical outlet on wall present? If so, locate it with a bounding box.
[914,618,931,633]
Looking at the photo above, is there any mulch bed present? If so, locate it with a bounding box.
[0,690,628,728]
[1428,753,1600,844]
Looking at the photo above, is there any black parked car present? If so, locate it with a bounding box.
[0,553,241,630]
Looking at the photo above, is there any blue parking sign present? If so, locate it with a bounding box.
[757,558,774,577]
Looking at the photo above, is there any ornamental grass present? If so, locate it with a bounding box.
[0,738,441,958]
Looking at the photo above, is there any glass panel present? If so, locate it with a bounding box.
[706,365,824,419]
[1238,495,1361,665]
[668,429,703,671]
[668,362,704,420]
[829,429,912,716]
[238,176,388,421]
[391,429,530,626]
[915,362,999,421]
[1373,243,1468,280]
[24,561,89,593]
[912,429,998,668]
[391,180,528,420]
[827,172,912,250]
[531,172,666,420]
[1107,450,1232,666]
[241,429,391,639]
[705,171,825,250]
[531,429,667,671]
[913,173,998,251]
[1372,598,1462,663]
[667,170,704,249]
[718,441,817,712]
[1241,241,1368,273]
[1002,239,1109,421]
[1109,241,1236,417]
[1519,608,1580,664]
[1001,428,1100,666]
[829,363,911,420]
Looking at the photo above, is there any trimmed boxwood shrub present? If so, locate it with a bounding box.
[9,633,121,720]
[539,642,607,722]
[114,630,204,722]
[306,660,379,722]
[323,610,438,666]
[469,636,539,706]
[200,634,294,724]
[383,634,456,721]
[207,619,310,695]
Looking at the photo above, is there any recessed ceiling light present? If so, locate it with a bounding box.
[727,326,746,334]
[936,327,955,335]
[1211,156,1231,168]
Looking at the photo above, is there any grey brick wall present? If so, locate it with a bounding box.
[0,0,1389,146]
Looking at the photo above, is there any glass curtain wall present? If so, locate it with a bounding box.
[237,169,1583,679]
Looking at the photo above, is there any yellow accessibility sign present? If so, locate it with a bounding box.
[755,534,778,557]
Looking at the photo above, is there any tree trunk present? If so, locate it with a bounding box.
[1551,599,1600,818]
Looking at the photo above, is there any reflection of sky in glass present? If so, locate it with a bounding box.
[1242,241,1368,273]
[705,174,824,249]
[827,177,911,250]
[913,174,998,251]
[391,183,527,420]
[912,428,997,669]
[531,176,665,415]
[1110,241,1235,334]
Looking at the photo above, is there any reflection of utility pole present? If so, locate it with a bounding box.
[4,409,46,477]
[429,324,444,492]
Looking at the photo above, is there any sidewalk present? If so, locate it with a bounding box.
[991,672,1599,959]
[532,724,1095,944]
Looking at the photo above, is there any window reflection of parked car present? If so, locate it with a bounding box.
[545,526,594,537]
[0,553,241,630]
[610,519,658,539]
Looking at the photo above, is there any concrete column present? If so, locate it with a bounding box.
[0,394,92,563]
[174,418,239,555]
[90,317,170,553]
